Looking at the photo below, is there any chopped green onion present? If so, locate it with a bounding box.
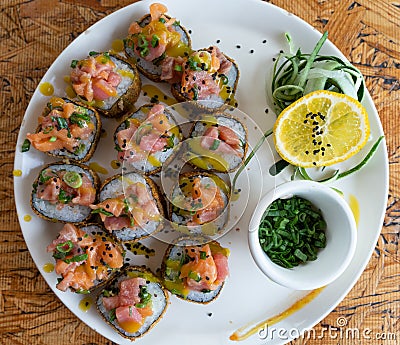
[70,112,91,128]
[199,251,207,260]
[188,271,202,282]
[258,196,326,269]
[135,286,152,308]
[58,189,73,204]
[55,116,69,130]
[49,136,57,142]
[62,171,82,189]
[39,169,52,183]
[219,74,229,85]
[174,64,182,72]
[70,60,78,68]
[64,253,88,263]
[21,139,31,152]
[151,34,159,48]
[91,208,114,217]
[209,139,220,151]
[56,240,73,253]
[109,309,116,322]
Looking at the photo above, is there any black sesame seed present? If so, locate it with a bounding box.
[262,39,267,43]
[216,39,220,43]
[250,49,254,54]
[236,45,241,49]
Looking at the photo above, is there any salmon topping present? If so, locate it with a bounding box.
[176,176,226,226]
[116,104,176,164]
[200,125,243,157]
[47,223,124,292]
[102,277,154,332]
[126,3,184,62]
[70,53,122,102]
[179,243,229,291]
[161,46,233,101]
[35,167,96,208]
[26,97,94,154]
[90,181,161,232]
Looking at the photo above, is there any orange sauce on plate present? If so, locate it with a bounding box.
[78,296,93,312]
[229,287,325,341]
[39,82,54,96]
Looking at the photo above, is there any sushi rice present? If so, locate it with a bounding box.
[98,172,164,241]
[31,162,99,223]
[96,266,168,339]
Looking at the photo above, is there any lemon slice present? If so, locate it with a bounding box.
[273,90,370,167]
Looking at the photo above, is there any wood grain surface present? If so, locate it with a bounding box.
[1,0,399,344]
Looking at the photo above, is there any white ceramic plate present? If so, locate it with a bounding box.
[14,0,388,344]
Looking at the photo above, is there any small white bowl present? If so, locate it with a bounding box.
[248,180,357,290]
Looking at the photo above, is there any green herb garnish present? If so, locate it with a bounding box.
[91,208,114,217]
[58,189,73,204]
[62,171,83,189]
[259,196,326,268]
[135,286,152,308]
[21,139,31,152]
[151,34,159,48]
[56,240,73,253]
[209,139,220,151]
[64,253,88,264]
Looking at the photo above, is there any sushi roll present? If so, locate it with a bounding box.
[124,3,192,82]
[97,266,168,339]
[25,97,101,162]
[31,161,99,224]
[187,113,248,172]
[161,236,230,303]
[169,46,240,108]
[114,103,182,175]
[168,171,230,235]
[90,172,165,242]
[46,222,125,293]
[70,51,141,118]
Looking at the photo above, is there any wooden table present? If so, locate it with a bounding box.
[1,1,398,344]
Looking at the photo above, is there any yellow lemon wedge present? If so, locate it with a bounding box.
[273,90,370,167]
